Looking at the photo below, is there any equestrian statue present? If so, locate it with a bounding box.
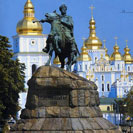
[33,4,80,71]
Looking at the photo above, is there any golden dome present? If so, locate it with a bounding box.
[123,41,132,64]
[110,41,122,61]
[85,16,102,50]
[103,40,110,61]
[53,56,61,65]
[105,49,110,61]
[16,0,43,35]
[77,42,91,61]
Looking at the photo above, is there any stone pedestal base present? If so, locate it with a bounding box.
[11,117,120,133]
[10,66,121,133]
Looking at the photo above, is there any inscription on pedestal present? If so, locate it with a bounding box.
[38,89,69,106]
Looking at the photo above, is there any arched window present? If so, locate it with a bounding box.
[85,64,87,70]
[128,66,130,71]
[107,106,110,111]
[79,65,82,71]
[95,57,97,62]
[107,83,110,91]
[118,64,119,70]
[102,75,104,81]
[32,64,37,74]
[102,84,104,91]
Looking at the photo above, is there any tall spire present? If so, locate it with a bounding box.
[16,0,43,35]
[84,5,102,50]
[24,0,35,20]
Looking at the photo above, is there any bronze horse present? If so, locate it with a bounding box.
[34,12,79,71]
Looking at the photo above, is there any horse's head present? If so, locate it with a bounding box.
[45,12,59,21]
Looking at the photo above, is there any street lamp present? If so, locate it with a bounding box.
[120,121,128,133]
[127,118,133,133]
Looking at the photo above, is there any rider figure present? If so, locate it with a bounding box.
[42,4,78,54]
[59,4,77,53]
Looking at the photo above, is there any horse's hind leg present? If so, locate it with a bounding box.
[71,52,77,65]
[59,56,65,69]
[61,60,65,69]
[67,62,71,72]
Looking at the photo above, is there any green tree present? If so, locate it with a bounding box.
[114,99,126,124]
[0,35,25,122]
[124,89,133,117]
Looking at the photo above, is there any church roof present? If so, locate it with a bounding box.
[16,0,43,35]
[110,38,122,61]
[85,16,102,50]
[85,6,102,50]
[123,41,133,64]
[78,42,91,61]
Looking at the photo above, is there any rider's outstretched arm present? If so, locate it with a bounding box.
[40,19,48,23]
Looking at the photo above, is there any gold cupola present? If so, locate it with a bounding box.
[16,0,43,35]
[85,5,102,50]
[78,39,91,61]
[110,37,122,61]
[103,40,110,61]
[123,40,132,64]
[53,56,61,65]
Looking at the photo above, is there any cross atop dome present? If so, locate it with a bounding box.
[114,37,118,45]
[103,40,106,48]
[126,40,128,47]
[89,5,95,17]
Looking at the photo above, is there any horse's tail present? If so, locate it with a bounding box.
[74,42,80,56]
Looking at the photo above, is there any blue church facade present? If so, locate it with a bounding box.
[74,15,133,99]
[70,9,133,125]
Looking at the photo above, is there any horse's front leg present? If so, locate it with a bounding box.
[45,51,52,66]
[45,44,53,66]
[67,51,76,71]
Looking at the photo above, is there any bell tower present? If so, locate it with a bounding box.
[13,0,49,88]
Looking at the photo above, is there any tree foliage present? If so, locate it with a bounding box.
[114,99,126,114]
[0,35,25,121]
[124,89,133,117]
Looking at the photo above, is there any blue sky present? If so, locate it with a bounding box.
[0,0,133,55]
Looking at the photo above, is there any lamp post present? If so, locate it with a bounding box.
[120,121,128,133]
[127,118,133,133]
